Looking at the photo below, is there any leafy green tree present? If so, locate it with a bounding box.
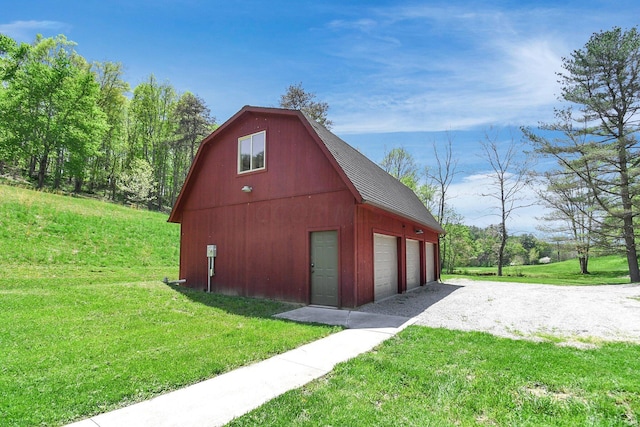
[412,177,437,213]
[170,92,216,205]
[518,233,538,253]
[129,75,177,210]
[90,61,130,198]
[0,34,29,81]
[528,247,540,265]
[524,27,640,282]
[380,147,419,185]
[0,33,217,212]
[0,34,106,189]
[380,146,436,211]
[535,240,553,259]
[279,82,333,129]
[441,210,474,273]
[470,225,501,267]
[504,239,527,266]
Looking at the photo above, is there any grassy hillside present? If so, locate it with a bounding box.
[0,184,336,427]
[445,255,631,285]
[0,184,179,276]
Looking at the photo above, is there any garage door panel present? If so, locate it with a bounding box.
[406,239,420,290]
[374,234,398,300]
[426,242,435,282]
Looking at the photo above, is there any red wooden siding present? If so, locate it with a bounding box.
[179,191,355,304]
[180,113,347,213]
[354,204,439,306]
[173,107,442,308]
[177,112,358,306]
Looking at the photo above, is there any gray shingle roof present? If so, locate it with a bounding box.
[303,113,444,234]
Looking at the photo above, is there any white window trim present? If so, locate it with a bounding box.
[237,130,266,174]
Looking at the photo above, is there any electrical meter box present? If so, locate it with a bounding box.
[207,245,217,257]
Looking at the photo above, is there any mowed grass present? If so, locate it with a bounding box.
[229,327,640,426]
[444,256,631,285]
[0,184,337,427]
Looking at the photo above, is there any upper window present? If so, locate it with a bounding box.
[238,131,265,173]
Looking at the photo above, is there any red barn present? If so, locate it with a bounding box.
[169,106,444,307]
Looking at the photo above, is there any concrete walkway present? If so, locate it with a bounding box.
[66,308,414,427]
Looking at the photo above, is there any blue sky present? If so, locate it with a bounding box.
[3,0,639,234]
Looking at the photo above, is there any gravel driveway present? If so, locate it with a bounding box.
[357,279,640,345]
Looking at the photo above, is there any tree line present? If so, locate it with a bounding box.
[3,27,640,283]
[0,34,216,211]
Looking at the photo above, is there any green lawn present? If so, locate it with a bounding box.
[444,256,632,285]
[229,327,640,426]
[0,184,337,427]
[4,184,639,426]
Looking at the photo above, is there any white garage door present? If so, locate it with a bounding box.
[426,242,435,282]
[374,234,398,300]
[406,239,420,290]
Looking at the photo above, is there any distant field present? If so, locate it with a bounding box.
[0,184,336,427]
[444,256,631,285]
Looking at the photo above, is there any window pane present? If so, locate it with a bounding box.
[240,138,251,171]
[252,132,265,169]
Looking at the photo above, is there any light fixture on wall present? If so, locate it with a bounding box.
[415,229,424,234]
[241,185,253,193]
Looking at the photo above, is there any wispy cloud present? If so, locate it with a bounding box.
[0,20,70,42]
[320,4,589,134]
[327,18,378,32]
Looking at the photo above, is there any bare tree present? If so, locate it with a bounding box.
[426,133,460,271]
[427,132,460,223]
[480,130,535,276]
[536,171,598,274]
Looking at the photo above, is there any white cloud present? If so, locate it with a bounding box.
[0,20,70,42]
[321,4,576,134]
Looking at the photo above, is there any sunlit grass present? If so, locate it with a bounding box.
[0,184,337,427]
[444,256,631,285]
[0,184,179,267]
[229,327,640,426]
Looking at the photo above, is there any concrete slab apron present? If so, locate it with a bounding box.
[67,311,410,427]
[274,306,410,330]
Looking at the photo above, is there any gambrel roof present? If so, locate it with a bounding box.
[170,106,444,234]
[302,112,444,233]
